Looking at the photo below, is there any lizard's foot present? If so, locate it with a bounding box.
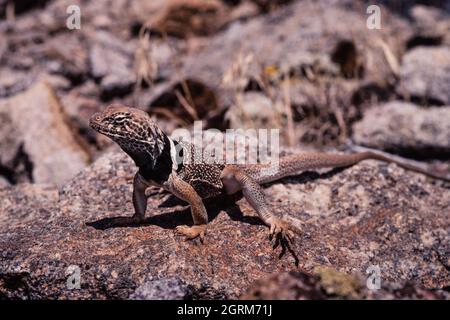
[267,217,294,243]
[175,224,207,243]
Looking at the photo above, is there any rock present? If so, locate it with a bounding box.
[0,149,449,299]
[250,0,295,13]
[181,0,411,105]
[130,277,193,300]
[242,269,450,300]
[88,32,135,99]
[0,68,36,98]
[225,92,284,129]
[60,80,104,148]
[0,108,32,184]
[352,101,450,155]
[146,0,412,143]
[150,0,228,38]
[0,81,90,185]
[0,183,59,229]
[228,1,260,22]
[45,33,89,82]
[91,14,112,29]
[0,183,59,300]
[0,176,9,188]
[61,80,101,119]
[315,267,363,299]
[0,111,22,168]
[399,47,450,105]
[408,5,450,48]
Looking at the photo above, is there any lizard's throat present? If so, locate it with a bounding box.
[118,135,179,175]
[117,140,158,168]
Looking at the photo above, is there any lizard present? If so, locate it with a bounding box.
[89,103,450,243]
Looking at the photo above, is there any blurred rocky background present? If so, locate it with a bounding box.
[0,0,449,299]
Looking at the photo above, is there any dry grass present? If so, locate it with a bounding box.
[133,24,158,105]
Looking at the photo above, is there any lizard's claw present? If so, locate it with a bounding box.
[175,224,207,243]
[268,217,295,243]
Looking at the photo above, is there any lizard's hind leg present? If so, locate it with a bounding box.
[220,166,295,242]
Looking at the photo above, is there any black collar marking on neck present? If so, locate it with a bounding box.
[138,134,174,184]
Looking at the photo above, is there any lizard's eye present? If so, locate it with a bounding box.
[113,116,127,124]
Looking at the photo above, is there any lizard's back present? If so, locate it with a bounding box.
[174,134,281,198]
[176,141,225,198]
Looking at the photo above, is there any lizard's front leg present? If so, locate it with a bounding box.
[98,172,150,227]
[220,165,295,242]
[131,172,151,222]
[163,172,208,242]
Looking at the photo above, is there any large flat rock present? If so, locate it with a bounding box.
[0,151,449,299]
[352,101,450,155]
[399,47,450,105]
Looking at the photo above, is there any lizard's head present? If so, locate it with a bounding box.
[90,104,167,167]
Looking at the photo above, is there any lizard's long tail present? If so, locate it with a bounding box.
[347,144,450,182]
[244,148,450,183]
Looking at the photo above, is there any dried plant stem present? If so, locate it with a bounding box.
[174,89,199,120]
[149,107,190,127]
[282,75,295,147]
[6,1,15,22]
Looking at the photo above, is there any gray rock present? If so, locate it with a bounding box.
[0,68,36,98]
[399,47,450,105]
[0,80,90,185]
[89,44,129,80]
[88,32,135,97]
[0,110,32,184]
[409,5,450,47]
[45,33,89,81]
[0,111,21,168]
[0,176,9,188]
[225,92,284,129]
[180,0,411,106]
[352,101,450,154]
